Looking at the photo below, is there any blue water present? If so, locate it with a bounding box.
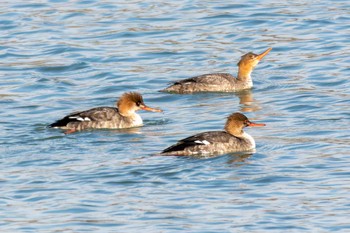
[1,0,350,232]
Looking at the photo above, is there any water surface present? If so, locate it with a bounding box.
[1,0,350,232]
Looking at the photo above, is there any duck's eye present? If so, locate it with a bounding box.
[250,54,255,59]
[136,101,141,106]
[244,120,250,126]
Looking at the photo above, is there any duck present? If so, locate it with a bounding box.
[161,48,272,94]
[159,112,265,156]
[49,92,162,134]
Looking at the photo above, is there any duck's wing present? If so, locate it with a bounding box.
[172,73,234,85]
[161,131,231,154]
[49,107,119,128]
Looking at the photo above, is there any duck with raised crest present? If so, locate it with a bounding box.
[159,112,265,156]
[161,48,272,94]
[49,92,162,134]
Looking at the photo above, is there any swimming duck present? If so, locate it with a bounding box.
[49,92,162,134]
[160,112,265,156]
[161,48,272,93]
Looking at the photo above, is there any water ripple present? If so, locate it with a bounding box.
[0,0,350,232]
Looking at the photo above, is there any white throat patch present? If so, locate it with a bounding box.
[242,132,255,148]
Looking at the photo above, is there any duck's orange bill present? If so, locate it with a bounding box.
[141,105,163,112]
[248,121,266,127]
[256,47,272,61]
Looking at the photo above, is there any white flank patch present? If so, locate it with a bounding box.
[84,117,91,121]
[69,116,89,122]
[194,140,210,145]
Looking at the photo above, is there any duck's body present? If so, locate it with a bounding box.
[161,48,271,94]
[49,92,162,134]
[50,106,143,132]
[160,113,265,156]
[160,131,255,156]
[163,73,252,93]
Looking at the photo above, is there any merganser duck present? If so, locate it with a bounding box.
[160,112,265,156]
[49,92,162,134]
[161,48,272,94]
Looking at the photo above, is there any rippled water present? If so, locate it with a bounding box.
[1,0,350,232]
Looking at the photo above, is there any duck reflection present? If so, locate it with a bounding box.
[109,127,142,134]
[234,89,261,112]
[226,152,253,165]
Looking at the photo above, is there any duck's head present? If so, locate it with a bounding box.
[224,112,265,136]
[237,48,272,70]
[117,92,162,116]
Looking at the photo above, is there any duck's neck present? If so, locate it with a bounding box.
[119,109,134,117]
[237,65,254,85]
[119,110,143,126]
[240,131,256,149]
[118,101,135,117]
[226,128,256,150]
[131,113,143,126]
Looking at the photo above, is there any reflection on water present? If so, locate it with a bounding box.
[109,127,142,135]
[235,89,261,112]
[227,152,253,165]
